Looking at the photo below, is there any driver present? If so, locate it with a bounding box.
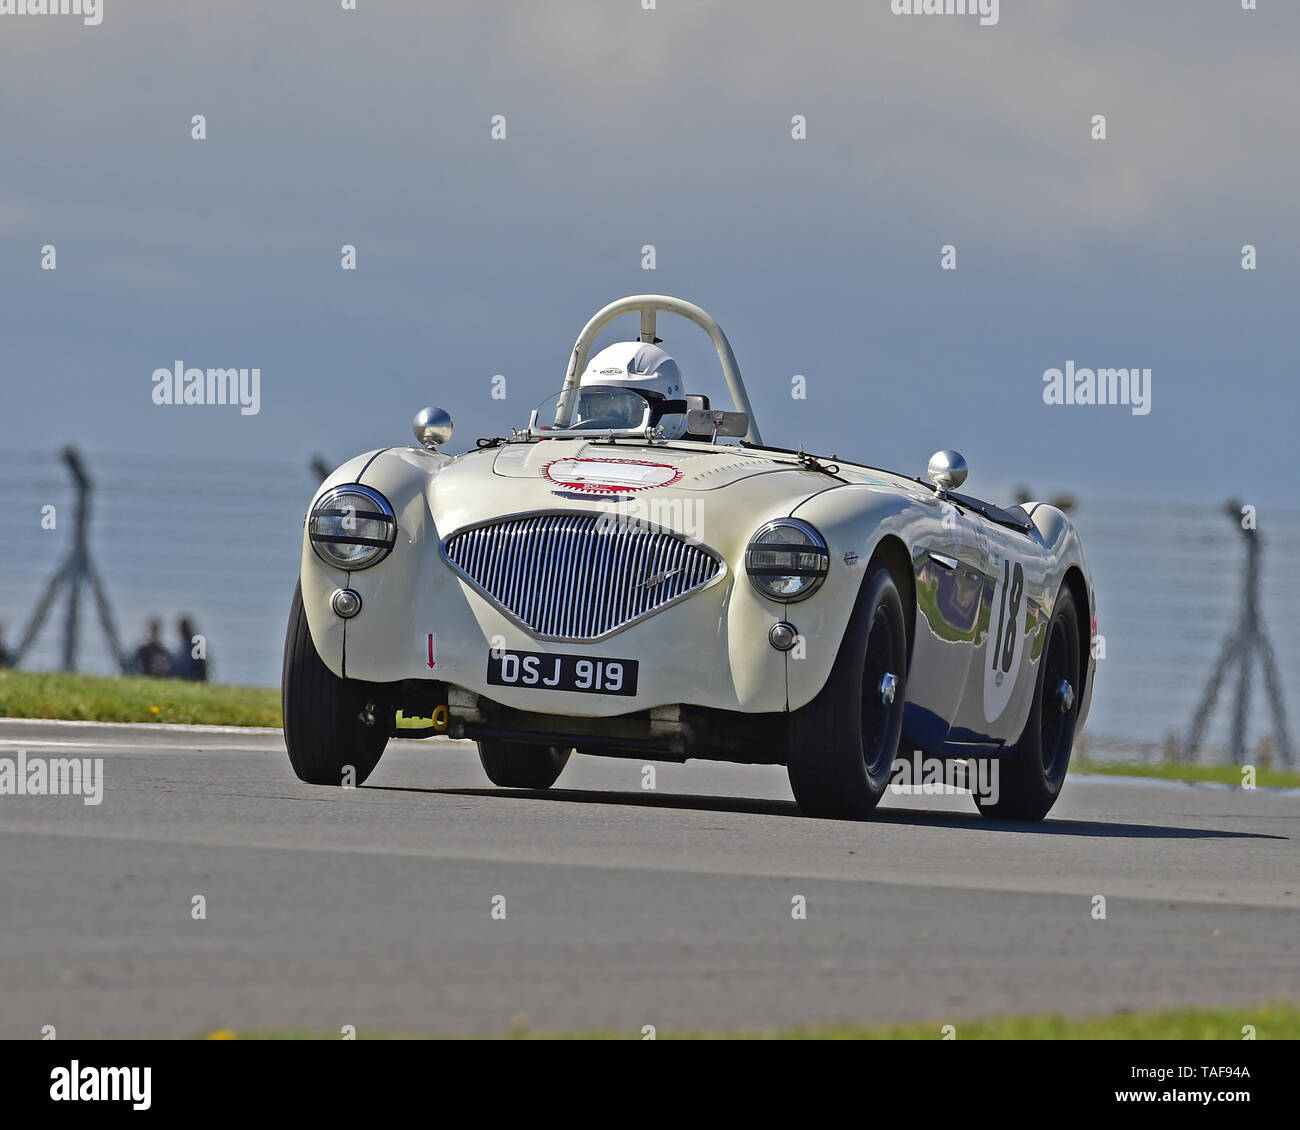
[572,342,688,438]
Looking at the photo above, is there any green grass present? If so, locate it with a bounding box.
[0,669,281,728]
[212,1003,1299,1040]
[1073,755,1300,790]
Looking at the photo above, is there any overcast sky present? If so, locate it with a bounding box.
[2,0,1297,506]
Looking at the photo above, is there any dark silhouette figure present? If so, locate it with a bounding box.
[172,617,208,682]
[132,619,173,679]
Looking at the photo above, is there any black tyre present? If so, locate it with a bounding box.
[477,740,571,789]
[282,582,391,786]
[975,585,1080,822]
[786,564,908,819]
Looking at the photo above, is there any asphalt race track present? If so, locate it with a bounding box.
[0,719,1296,1038]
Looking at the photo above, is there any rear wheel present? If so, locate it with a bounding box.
[477,739,571,789]
[975,585,1080,822]
[282,582,391,786]
[786,564,908,819]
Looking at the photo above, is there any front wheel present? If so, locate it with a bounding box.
[282,582,391,786]
[477,739,571,789]
[786,564,909,820]
[974,585,1081,822]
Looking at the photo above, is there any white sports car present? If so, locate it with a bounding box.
[284,295,1096,820]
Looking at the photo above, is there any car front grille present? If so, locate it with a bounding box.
[442,512,725,641]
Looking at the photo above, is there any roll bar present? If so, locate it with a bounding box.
[557,295,763,445]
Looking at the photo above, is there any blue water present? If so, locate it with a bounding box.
[3,449,1296,763]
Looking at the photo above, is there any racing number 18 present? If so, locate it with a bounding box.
[991,559,1024,674]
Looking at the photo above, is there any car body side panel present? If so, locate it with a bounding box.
[906,509,990,753]
[786,483,973,732]
[1025,501,1098,734]
[945,503,1095,748]
[785,484,1095,755]
[947,516,1055,747]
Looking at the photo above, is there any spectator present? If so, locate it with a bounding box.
[132,619,173,678]
[172,616,208,682]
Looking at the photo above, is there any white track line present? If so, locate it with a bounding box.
[0,717,282,735]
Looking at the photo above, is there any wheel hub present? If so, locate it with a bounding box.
[1056,678,1075,714]
[879,672,899,705]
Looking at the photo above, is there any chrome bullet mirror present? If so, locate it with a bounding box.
[413,406,454,450]
[927,449,968,496]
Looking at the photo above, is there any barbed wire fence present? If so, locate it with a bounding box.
[1,447,318,689]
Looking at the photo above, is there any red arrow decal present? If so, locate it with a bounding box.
[426,633,436,669]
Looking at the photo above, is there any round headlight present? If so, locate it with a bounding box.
[309,485,397,571]
[745,518,829,602]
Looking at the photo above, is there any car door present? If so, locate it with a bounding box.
[950,517,1053,746]
[903,501,988,755]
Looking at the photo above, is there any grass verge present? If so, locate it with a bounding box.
[0,669,281,728]
[1073,755,1300,790]
[214,1003,1299,1040]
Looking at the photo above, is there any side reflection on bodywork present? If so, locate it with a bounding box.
[916,554,983,642]
[904,548,987,755]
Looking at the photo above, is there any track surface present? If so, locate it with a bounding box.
[0,719,1296,1038]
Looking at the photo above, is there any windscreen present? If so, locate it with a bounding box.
[533,387,651,432]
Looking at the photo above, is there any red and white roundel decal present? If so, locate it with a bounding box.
[542,457,682,495]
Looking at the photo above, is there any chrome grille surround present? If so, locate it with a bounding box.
[441,510,726,642]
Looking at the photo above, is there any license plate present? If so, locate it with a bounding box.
[486,648,638,696]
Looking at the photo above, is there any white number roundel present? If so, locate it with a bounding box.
[543,458,681,496]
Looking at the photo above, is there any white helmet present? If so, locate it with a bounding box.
[579,342,687,438]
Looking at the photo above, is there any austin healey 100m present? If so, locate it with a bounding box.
[283,295,1096,820]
